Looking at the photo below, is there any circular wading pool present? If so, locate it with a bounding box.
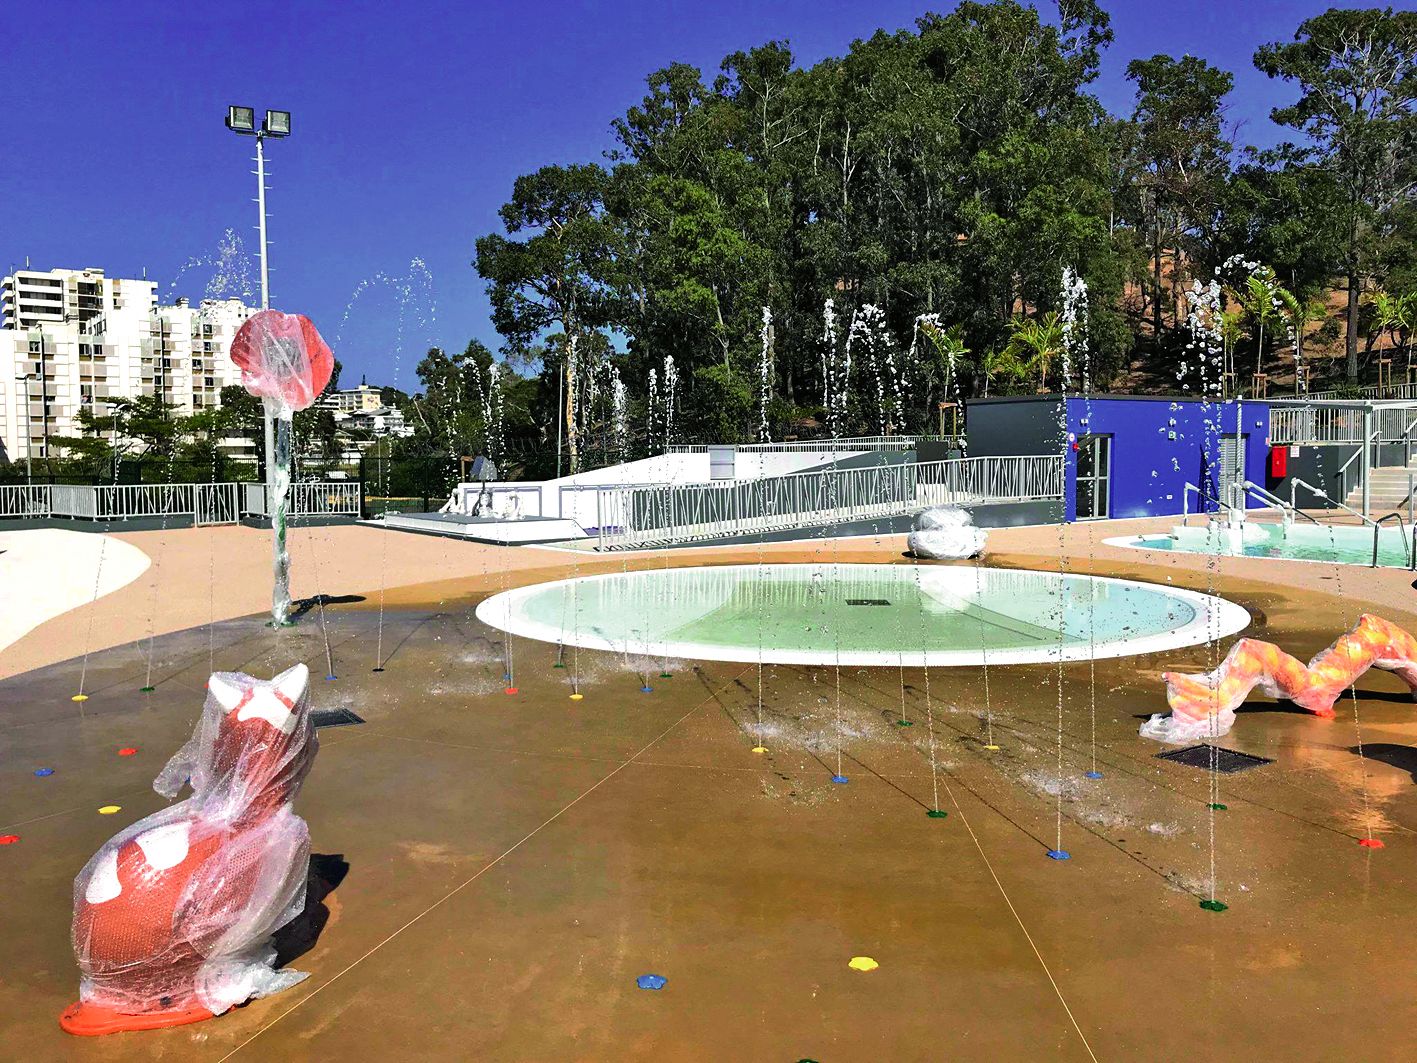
[475,563,1250,668]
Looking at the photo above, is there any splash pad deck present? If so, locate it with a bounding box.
[3,519,1417,1059]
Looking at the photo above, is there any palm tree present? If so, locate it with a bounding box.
[1232,269,1283,384]
[977,347,1026,397]
[1220,307,1244,388]
[1371,289,1414,383]
[1004,311,1064,392]
[1275,287,1328,393]
[1399,292,1416,381]
[918,320,969,398]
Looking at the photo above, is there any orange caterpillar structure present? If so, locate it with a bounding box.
[1141,614,1417,744]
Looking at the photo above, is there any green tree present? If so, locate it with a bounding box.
[474,164,620,472]
[1255,7,1417,381]
[1004,311,1065,391]
[1124,53,1235,342]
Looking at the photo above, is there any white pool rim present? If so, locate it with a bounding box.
[475,564,1251,668]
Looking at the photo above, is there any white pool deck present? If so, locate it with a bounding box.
[0,529,151,654]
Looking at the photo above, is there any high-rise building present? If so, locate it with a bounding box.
[1,266,155,331]
[0,266,260,467]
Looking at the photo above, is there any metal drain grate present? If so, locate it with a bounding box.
[310,708,365,729]
[846,599,890,606]
[1156,744,1271,774]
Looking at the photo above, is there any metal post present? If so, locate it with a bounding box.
[1362,405,1373,519]
[255,133,270,311]
[16,373,33,484]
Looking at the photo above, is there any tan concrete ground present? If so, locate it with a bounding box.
[3,517,1417,1060]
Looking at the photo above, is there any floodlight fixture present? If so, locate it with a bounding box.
[226,105,256,134]
[263,110,291,137]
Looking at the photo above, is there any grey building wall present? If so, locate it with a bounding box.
[965,396,1064,457]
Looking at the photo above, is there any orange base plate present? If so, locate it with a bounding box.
[59,999,216,1036]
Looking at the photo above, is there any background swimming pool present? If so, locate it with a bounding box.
[1114,522,1412,568]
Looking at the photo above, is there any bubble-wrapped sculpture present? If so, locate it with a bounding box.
[61,664,319,1035]
[1141,615,1417,744]
[230,310,334,626]
[907,506,987,560]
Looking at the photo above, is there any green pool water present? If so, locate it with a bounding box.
[476,563,1250,667]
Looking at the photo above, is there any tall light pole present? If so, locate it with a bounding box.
[226,106,289,469]
[224,106,289,311]
[226,106,294,624]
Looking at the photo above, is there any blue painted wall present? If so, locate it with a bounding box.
[1063,396,1271,521]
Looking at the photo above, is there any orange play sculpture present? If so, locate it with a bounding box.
[61,664,318,1035]
[1141,614,1417,744]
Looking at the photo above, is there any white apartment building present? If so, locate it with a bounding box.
[338,404,409,437]
[1,266,155,331]
[0,266,259,466]
[322,383,385,414]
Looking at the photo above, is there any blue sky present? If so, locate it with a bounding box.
[3,0,1396,389]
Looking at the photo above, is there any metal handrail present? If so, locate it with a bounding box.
[1181,481,1233,526]
[1335,427,1376,485]
[1241,479,1320,525]
[1288,477,1377,527]
[1371,512,1414,569]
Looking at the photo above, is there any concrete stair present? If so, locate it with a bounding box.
[1344,463,1417,515]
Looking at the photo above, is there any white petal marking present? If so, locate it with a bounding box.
[135,821,191,871]
[85,848,122,904]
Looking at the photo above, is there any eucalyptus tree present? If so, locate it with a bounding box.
[1256,6,1417,381]
[1124,53,1235,342]
[473,163,620,471]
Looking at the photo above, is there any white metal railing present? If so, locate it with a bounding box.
[0,480,359,521]
[595,454,1062,550]
[1307,382,1417,401]
[240,481,362,517]
[242,482,265,515]
[486,484,542,518]
[448,481,544,518]
[291,481,361,516]
[1269,402,1417,445]
[0,484,52,517]
[666,435,958,455]
[1269,405,1365,445]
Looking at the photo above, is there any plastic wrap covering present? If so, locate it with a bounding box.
[228,310,334,414]
[1141,615,1417,745]
[229,309,332,626]
[907,506,987,560]
[62,664,320,1035]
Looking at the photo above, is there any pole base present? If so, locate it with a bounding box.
[59,999,215,1037]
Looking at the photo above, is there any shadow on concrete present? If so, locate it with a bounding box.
[289,594,367,621]
[1351,743,1417,785]
[273,853,350,968]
